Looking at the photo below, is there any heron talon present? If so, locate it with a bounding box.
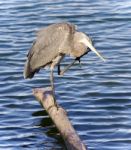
[54,99,59,110]
[46,97,59,111]
[47,104,55,111]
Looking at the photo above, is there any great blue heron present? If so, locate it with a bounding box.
[24,22,105,98]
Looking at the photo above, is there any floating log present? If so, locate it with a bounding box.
[33,87,87,150]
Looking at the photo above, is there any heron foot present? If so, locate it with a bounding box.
[53,97,60,110]
[47,97,59,111]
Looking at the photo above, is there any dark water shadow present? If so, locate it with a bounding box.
[32,109,67,150]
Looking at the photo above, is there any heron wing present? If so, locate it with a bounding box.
[27,23,76,72]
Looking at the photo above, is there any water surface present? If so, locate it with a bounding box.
[0,0,131,149]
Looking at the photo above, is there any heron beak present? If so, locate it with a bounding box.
[84,39,106,62]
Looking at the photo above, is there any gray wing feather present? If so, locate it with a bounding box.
[24,23,76,78]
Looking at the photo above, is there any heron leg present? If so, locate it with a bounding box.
[58,64,61,75]
[50,55,64,107]
[50,66,55,99]
[60,59,76,76]
[59,53,88,76]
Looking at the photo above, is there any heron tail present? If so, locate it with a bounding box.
[23,60,35,79]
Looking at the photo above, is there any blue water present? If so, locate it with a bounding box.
[0,0,131,149]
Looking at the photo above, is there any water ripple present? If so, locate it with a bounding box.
[0,0,131,149]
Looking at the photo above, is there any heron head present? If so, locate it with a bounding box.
[78,32,106,61]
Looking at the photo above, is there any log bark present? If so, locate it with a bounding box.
[33,87,87,150]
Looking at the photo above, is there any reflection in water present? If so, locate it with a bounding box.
[32,110,66,149]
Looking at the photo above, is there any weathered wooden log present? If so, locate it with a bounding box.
[33,87,87,150]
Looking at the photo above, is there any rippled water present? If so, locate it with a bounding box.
[0,0,131,149]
